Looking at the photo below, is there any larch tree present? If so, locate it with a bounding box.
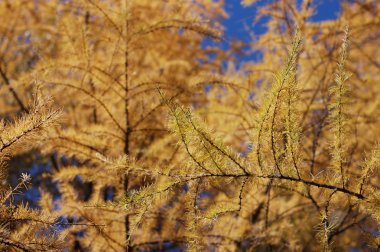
[0,1,67,250]
[0,94,63,251]
[32,0,229,250]
[0,0,379,252]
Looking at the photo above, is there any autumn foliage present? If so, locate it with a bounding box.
[0,0,379,251]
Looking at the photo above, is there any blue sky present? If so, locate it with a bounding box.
[221,0,341,63]
[224,0,341,40]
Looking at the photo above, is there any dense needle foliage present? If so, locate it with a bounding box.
[0,0,379,251]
